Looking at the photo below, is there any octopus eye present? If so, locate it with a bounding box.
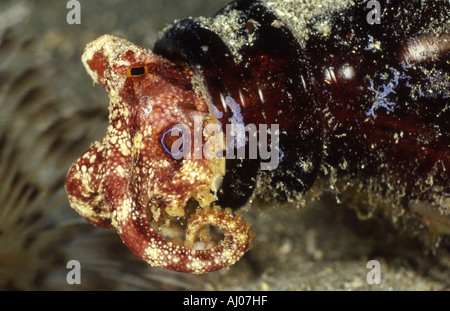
[161,127,185,157]
[127,66,146,77]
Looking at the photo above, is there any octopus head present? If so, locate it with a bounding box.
[65,34,253,273]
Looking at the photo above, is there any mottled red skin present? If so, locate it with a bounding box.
[65,34,253,273]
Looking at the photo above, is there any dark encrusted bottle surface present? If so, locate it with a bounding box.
[154,0,449,212]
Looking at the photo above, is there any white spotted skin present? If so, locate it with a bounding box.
[65,34,253,273]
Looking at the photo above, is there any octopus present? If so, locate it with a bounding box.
[66,0,449,274]
[65,34,253,274]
